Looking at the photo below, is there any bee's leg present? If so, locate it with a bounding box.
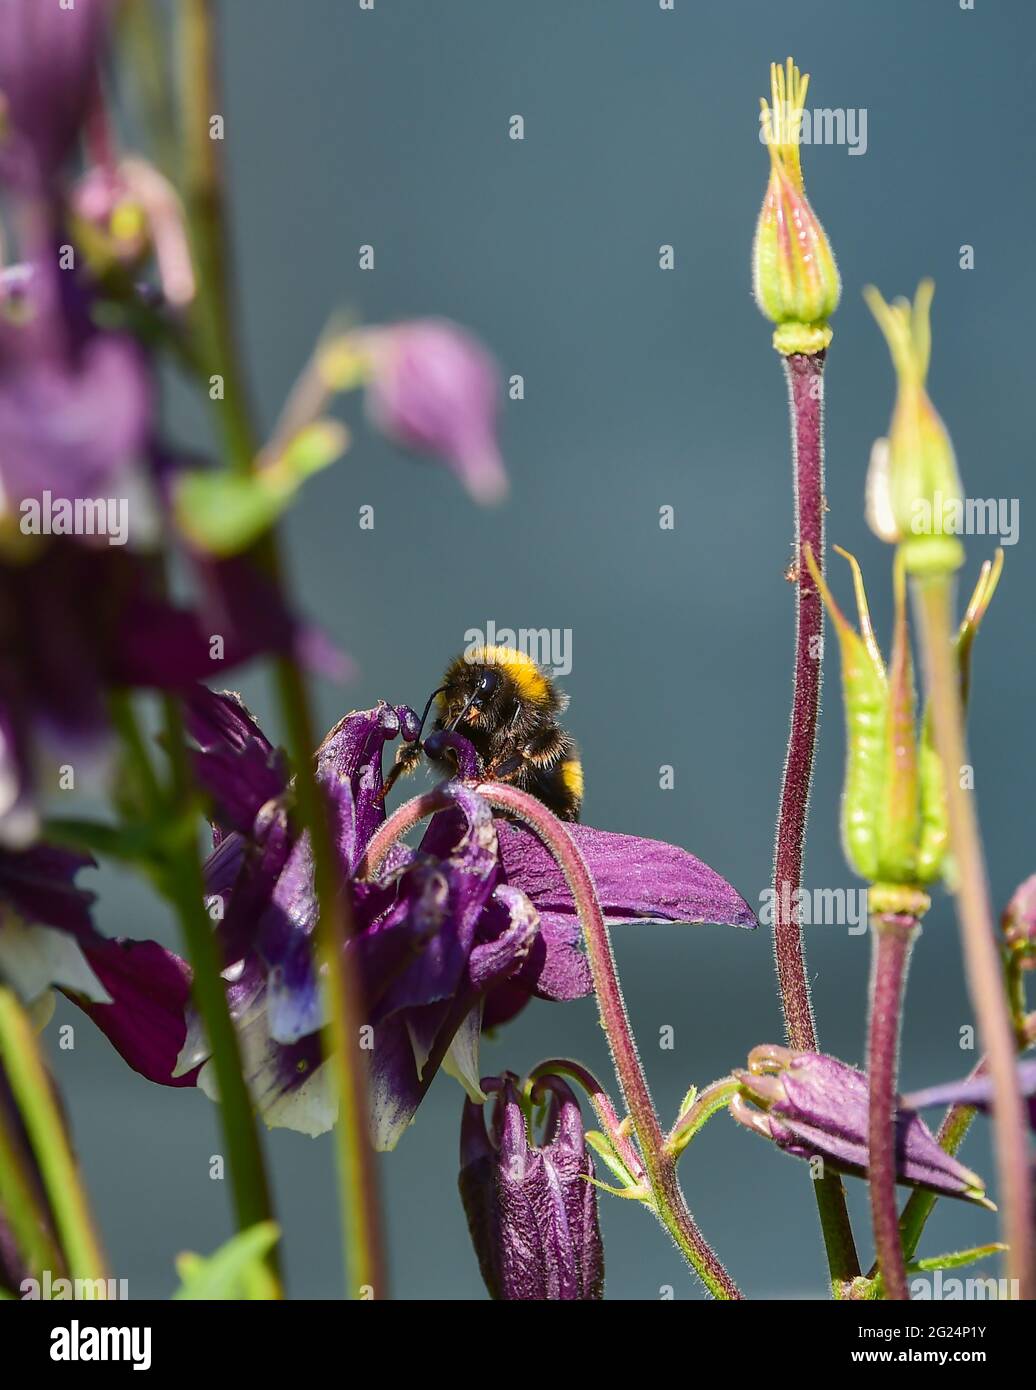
[378,740,425,802]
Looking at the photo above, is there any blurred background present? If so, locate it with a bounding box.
[57,0,1036,1298]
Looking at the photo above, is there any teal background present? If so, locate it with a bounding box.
[55,0,1036,1298]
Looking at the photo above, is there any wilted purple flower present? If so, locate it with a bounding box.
[361,319,507,504]
[149,688,754,1148]
[903,1060,1036,1131]
[0,0,110,188]
[731,1046,990,1206]
[459,1074,604,1300]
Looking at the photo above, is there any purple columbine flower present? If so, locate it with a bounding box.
[361,319,508,505]
[137,687,754,1149]
[0,840,196,1087]
[902,1060,1036,1132]
[458,1073,604,1300]
[731,1046,991,1206]
[0,0,110,188]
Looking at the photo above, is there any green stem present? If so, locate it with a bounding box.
[174,0,385,1295]
[272,660,388,1298]
[177,0,255,474]
[160,697,281,1288]
[666,1077,740,1157]
[914,574,1034,1297]
[0,990,108,1286]
[0,1075,65,1282]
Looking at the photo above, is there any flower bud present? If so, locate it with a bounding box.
[803,543,999,893]
[731,1046,990,1206]
[864,281,965,576]
[458,1074,604,1300]
[1002,874,1036,970]
[360,319,508,505]
[753,58,841,355]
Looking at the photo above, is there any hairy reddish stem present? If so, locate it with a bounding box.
[774,351,860,1289]
[867,913,918,1301]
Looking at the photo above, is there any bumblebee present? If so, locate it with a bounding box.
[383,645,583,821]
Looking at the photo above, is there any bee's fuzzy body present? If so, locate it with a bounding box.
[396,645,583,821]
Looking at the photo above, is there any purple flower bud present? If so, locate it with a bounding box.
[731,1046,990,1206]
[1002,874,1036,968]
[459,1075,604,1300]
[362,319,507,505]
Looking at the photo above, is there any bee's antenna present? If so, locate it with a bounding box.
[414,686,447,743]
[378,686,447,803]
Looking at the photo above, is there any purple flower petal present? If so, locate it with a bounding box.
[72,937,198,1088]
[496,821,757,929]
[185,687,288,837]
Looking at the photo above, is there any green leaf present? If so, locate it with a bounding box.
[908,1243,1006,1274]
[584,1129,644,1198]
[174,420,347,556]
[172,1222,281,1300]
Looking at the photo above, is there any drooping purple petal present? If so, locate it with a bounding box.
[361,319,508,505]
[496,821,757,929]
[0,843,96,937]
[72,937,198,1088]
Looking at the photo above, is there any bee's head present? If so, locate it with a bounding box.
[441,662,504,728]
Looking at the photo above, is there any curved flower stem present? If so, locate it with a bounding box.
[891,1016,1036,1274]
[0,989,108,1287]
[528,1058,644,1180]
[914,574,1034,1297]
[364,784,742,1295]
[774,350,860,1289]
[175,0,385,1297]
[867,912,919,1301]
[160,698,281,1289]
[666,1077,740,1157]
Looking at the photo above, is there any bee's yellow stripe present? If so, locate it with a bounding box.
[560,757,584,800]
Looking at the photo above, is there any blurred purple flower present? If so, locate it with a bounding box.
[135,689,754,1148]
[459,1073,604,1300]
[0,839,195,1088]
[362,319,508,504]
[903,1061,1036,1131]
[732,1047,991,1206]
[0,0,110,188]
[0,542,321,846]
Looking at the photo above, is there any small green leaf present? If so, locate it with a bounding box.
[584,1129,641,1195]
[908,1243,1006,1274]
[172,1222,281,1300]
[174,420,347,556]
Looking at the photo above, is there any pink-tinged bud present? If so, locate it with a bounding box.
[360,318,508,505]
[458,1074,604,1300]
[731,1046,990,1206]
[1002,875,1036,969]
[753,58,840,355]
